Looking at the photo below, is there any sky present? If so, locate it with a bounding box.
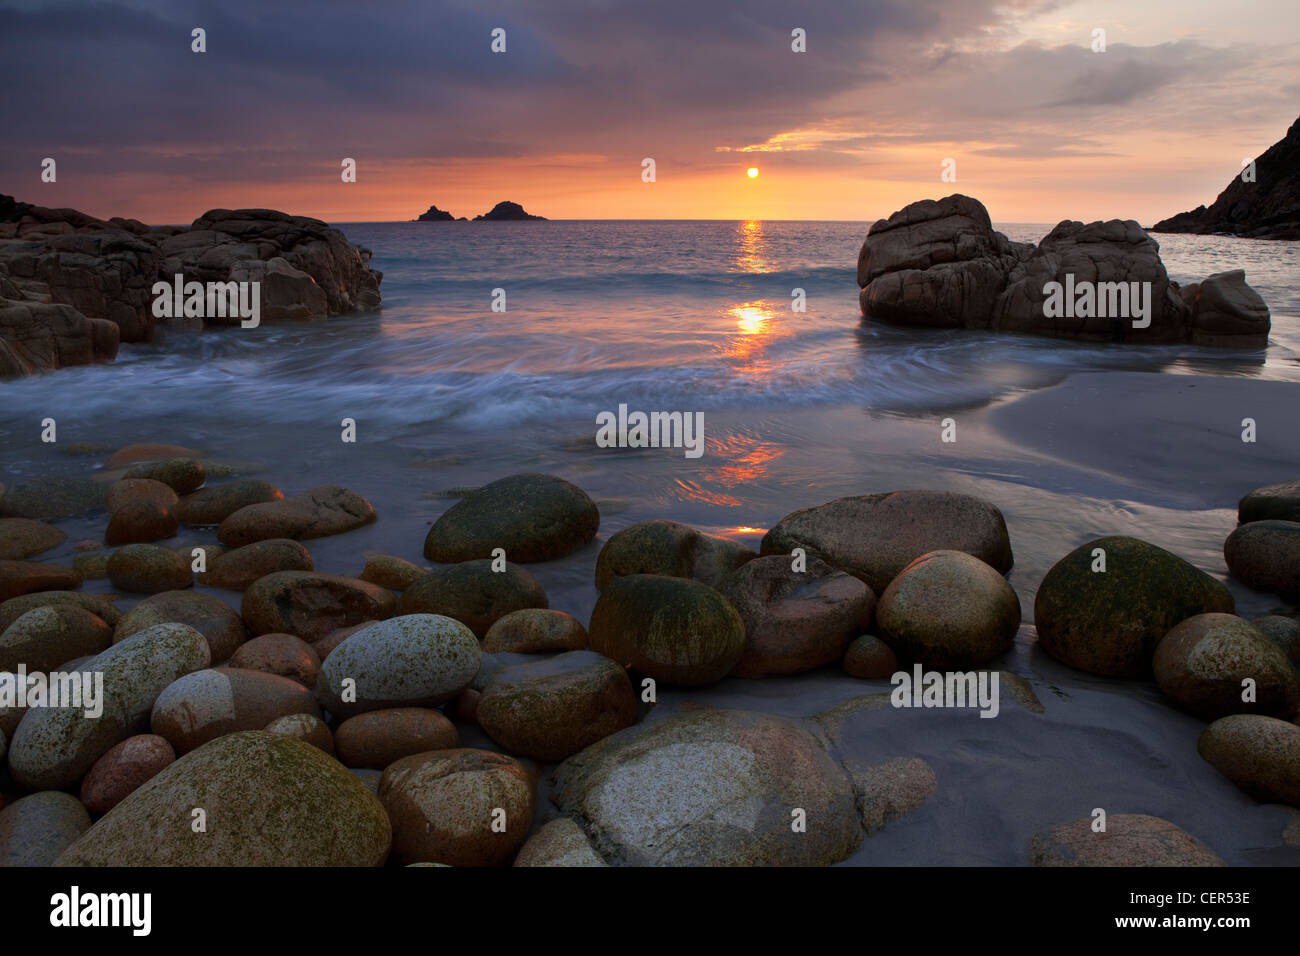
[1,0,1297,225]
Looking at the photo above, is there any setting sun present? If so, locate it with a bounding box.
[747,167,758,178]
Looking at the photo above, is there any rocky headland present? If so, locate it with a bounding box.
[858,194,1271,347]
[1152,114,1300,241]
[0,195,383,379]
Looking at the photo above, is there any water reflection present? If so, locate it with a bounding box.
[736,219,769,274]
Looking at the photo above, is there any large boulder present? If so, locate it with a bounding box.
[1198,714,1300,807]
[0,517,65,560]
[315,614,481,718]
[6,622,210,790]
[0,791,92,866]
[595,519,754,590]
[113,589,247,663]
[0,605,112,672]
[1153,613,1299,720]
[857,194,1270,347]
[761,490,1013,595]
[717,555,875,677]
[1224,520,1300,600]
[151,667,321,754]
[241,571,396,642]
[1034,536,1234,677]
[477,650,638,760]
[551,708,863,866]
[1239,479,1300,524]
[0,559,81,602]
[55,731,391,865]
[588,574,746,685]
[423,474,599,563]
[877,550,1020,668]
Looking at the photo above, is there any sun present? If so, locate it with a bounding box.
[747,167,759,178]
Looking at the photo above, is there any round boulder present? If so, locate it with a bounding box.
[718,555,875,677]
[151,667,321,754]
[54,731,391,866]
[104,499,178,545]
[1238,479,1300,524]
[1029,814,1223,866]
[241,571,396,642]
[0,604,112,672]
[379,748,534,866]
[1198,714,1300,806]
[316,614,481,718]
[202,538,314,590]
[105,478,178,514]
[1153,613,1299,720]
[113,589,246,663]
[175,478,283,526]
[399,559,548,638]
[1034,536,1234,677]
[423,473,599,563]
[594,519,755,590]
[588,574,746,685]
[106,543,192,594]
[483,608,588,654]
[0,517,66,560]
[1224,520,1300,601]
[0,791,92,866]
[264,713,334,755]
[334,708,459,769]
[229,633,320,687]
[123,457,205,494]
[843,634,899,679]
[877,550,1020,668]
[477,650,637,761]
[79,734,176,815]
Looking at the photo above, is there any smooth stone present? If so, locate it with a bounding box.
[850,757,937,834]
[594,519,755,590]
[1198,714,1300,806]
[78,734,176,815]
[760,490,1013,595]
[217,485,377,547]
[105,478,178,514]
[0,605,112,672]
[229,633,320,687]
[241,571,396,642]
[843,634,899,678]
[550,708,862,866]
[7,622,210,790]
[1224,520,1300,600]
[399,560,548,638]
[0,791,91,866]
[113,589,246,663]
[71,552,109,579]
[175,479,283,526]
[477,650,637,761]
[379,748,534,866]
[423,473,599,563]
[316,613,481,718]
[588,574,746,686]
[0,559,82,602]
[201,538,313,591]
[264,712,334,755]
[0,591,120,630]
[513,817,607,867]
[123,457,205,494]
[1029,814,1224,866]
[104,499,178,545]
[106,543,191,593]
[151,667,321,754]
[1034,536,1234,677]
[55,731,391,866]
[483,608,588,654]
[358,552,425,590]
[334,708,459,769]
[313,620,375,660]
[718,555,875,678]
[1153,613,1299,720]
[877,550,1020,668]
[0,518,66,560]
[1239,479,1300,524]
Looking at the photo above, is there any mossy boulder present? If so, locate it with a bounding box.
[398,559,548,637]
[423,473,599,563]
[1034,536,1234,677]
[55,731,391,865]
[241,571,396,642]
[114,589,247,663]
[0,605,112,672]
[1224,519,1300,600]
[1198,714,1300,807]
[588,574,746,685]
[595,519,754,590]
